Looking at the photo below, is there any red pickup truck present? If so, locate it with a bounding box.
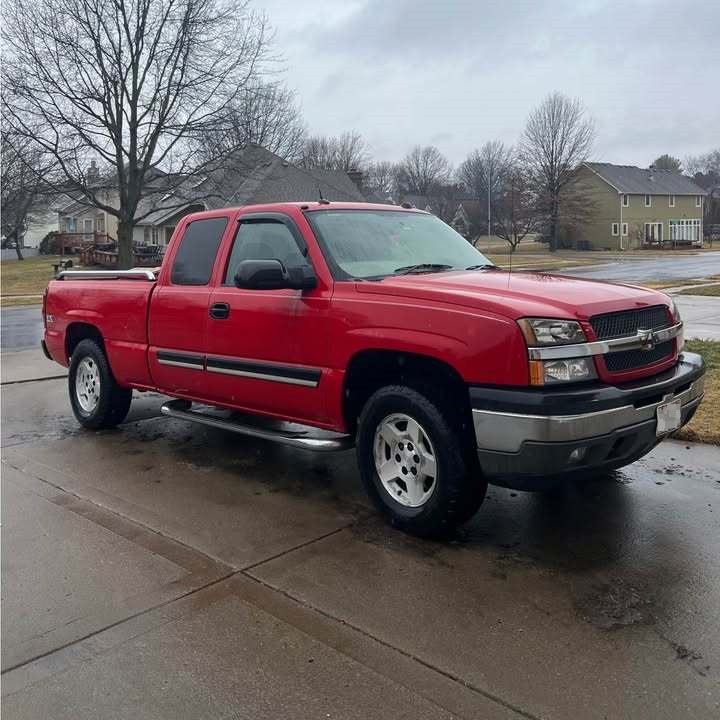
[43,202,705,536]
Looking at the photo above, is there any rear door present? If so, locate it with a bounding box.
[201,211,332,424]
[148,214,230,395]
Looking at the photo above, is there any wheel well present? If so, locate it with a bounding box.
[343,350,471,435]
[65,323,105,361]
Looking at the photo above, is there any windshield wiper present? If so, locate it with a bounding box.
[393,263,454,275]
[465,263,498,270]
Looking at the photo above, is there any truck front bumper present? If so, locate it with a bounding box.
[470,352,705,490]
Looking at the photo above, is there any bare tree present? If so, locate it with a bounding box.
[198,80,306,163]
[492,167,540,252]
[0,127,52,260]
[685,149,720,180]
[652,154,682,172]
[520,92,595,251]
[398,145,451,195]
[457,141,514,237]
[333,132,370,172]
[300,131,369,172]
[3,0,271,268]
[365,161,401,201]
[684,149,720,242]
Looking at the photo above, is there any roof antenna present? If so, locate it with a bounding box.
[317,186,330,205]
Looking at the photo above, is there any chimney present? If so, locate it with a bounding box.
[87,160,99,184]
[347,168,364,189]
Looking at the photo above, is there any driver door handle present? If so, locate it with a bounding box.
[209,302,230,320]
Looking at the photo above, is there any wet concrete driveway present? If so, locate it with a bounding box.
[2,370,719,719]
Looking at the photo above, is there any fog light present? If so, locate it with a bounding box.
[568,447,587,463]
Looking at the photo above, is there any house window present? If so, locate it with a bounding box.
[644,194,652,207]
[670,219,702,244]
[151,227,160,244]
[611,223,619,236]
[67,217,77,232]
[669,195,675,207]
[143,227,150,243]
[696,195,702,207]
[622,223,628,236]
[622,194,629,207]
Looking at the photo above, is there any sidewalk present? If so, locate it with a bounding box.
[674,295,720,340]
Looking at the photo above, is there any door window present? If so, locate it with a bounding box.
[170,217,228,285]
[224,219,307,284]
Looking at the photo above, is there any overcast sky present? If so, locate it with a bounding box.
[256,0,717,168]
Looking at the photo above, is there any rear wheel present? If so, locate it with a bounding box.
[68,339,132,429]
[356,385,486,537]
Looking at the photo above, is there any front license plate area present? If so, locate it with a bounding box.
[656,398,682,436]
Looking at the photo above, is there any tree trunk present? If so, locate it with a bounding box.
[549,198,559,252]
[117,220,134,269]
[14,242,24,260]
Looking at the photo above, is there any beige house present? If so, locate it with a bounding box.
[578,162,707,250]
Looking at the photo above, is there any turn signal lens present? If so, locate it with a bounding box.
[518,318,586,346]
[529,360,545,385]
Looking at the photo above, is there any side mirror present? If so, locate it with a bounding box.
[234,259,317,291]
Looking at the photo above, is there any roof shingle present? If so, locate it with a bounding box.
[584,162,707,195]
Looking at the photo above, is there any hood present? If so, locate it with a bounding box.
[355,269,671,320]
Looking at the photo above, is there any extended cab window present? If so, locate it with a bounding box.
[171,217,228,285]
[224,219,306,284]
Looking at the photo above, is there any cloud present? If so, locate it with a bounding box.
[257,0,719,166]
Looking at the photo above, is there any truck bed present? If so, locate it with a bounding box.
[44,274,157,387]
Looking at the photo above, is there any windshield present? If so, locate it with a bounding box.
[306,210,493,280]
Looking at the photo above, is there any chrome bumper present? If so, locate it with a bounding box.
[472,362,705,454]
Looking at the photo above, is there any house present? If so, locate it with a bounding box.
[578,162,708,249]
[133,146,366,248]
[56,147,366,262]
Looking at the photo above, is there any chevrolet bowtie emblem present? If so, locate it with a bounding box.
[638,328,657,351]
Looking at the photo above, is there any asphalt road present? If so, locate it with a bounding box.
[1,357,719,719]
[0,306,43,353]
[562,251,720,282]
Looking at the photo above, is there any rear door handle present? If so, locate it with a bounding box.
[209,302,230,320]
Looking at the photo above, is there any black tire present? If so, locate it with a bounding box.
[356,385,486,538]
[68,339,132,429]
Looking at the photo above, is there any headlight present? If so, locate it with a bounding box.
[669,299,684,350]
[519,318,596,385]
[669,298,681,323]
[517,318,586,345]
[529,357,598,385]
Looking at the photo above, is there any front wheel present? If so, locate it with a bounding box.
[68,339,132,429]
[356,385,486,537]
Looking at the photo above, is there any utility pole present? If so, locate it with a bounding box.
[487,169,492,239]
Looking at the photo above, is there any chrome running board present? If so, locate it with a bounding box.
[160,399,354,452]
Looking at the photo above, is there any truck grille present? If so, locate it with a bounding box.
[604,340,674,373]
[590,305,674,374]
[590,305,670,340]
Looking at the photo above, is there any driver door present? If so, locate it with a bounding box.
[201,212,332,424]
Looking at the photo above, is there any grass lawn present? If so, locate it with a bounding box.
[674,340,719,445]
[1,255,62,306]
[677,284,720,297]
